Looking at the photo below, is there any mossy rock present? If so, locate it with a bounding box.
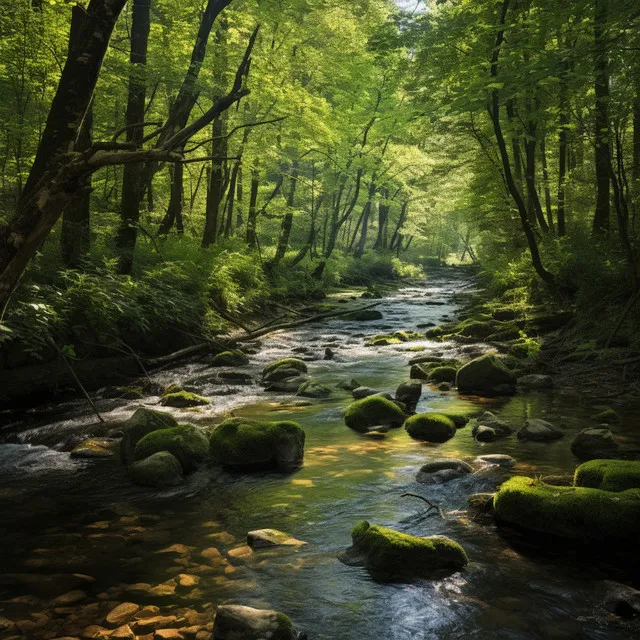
[592,408,620,425]
[344,396,406,433]
[343,309,383,321]
[129,451,183,488]
[120,408,178,465]
[134,424,209,472]
[262,358,308,378]
[493,476,640,544]
[456,354,516,396]
[297,380,332,398]
[428,366,458,384]
[343,521,468,578]
[211,350,250,367]
[492,307,517,321]
[574,459,640,492]
[365,334,403,346]
[160,390,210,408]
[404,413,456,443]
[571,428,620,460]
[487,327,522,342]
[393,330,425,342]
[472,411,513,439]
[212,604,298,640]
[425,326,444,339]
[395,380,422,409]
[70,437,119,459]
[209,418,305,471]
[406,346,426,352]
[264,366,306,383]
[442,413,471,428]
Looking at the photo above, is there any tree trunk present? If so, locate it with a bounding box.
[593,0,611,234]
[633,85,640,183]
[202,117,226,247]
[61,101,93,268]
[557,53,569,237]
[246,168,259,248]
[116,0,152,274]
[271,162,298,265]
[540,134,554,231]
[223,160,239,237]
[373,188,389,250]
[389,200,408,250]
[159,162,184,235]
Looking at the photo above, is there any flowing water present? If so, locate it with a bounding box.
[1,270,639,639]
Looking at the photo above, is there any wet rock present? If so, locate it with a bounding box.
[154,629,184,640]
[395,380,422,412]
[601,581,640,619]
[344,396,405,433]
[52,590,87,607]
[456,354,516,396]
[365,334,403,346]
[210,350,249,367]
[438,382,452,391]
[176,574,200,590]
[212,605,300,640]
[416,458,473,483]
[404,413,456,443]
[323,347,334,360]
[264,367,305,383]
[262,358,308,381]
[351,386,379,399]
[475,454,516,467]
[340,521,468,579]
[209,418,305,471]
[343,309,383,321]
[474,426,497,442]
[106,603,140,628]
[297,380,332,398]
[264,376,308,393]
[571,428,620,460]
[428,366,458,384]
[336,378,362,392]
[574,459,640,492]
[591,408,620,425]
[71,438,119,459]
[472,412,513,440]
[517,374,553,390]
[517,418,564,442]
[120,408,178,464]
[160,391,210,408]
[217,371,254,385]
[129,451,183,488]
[111,624,135,640]
[247,529,306,548]
[134,425,209,472]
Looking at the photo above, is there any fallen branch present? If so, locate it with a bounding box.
[401,493,443,518]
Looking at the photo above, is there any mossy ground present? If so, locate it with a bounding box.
[574,459,640,492]
[343,396,406,432]
[493,476,640,543]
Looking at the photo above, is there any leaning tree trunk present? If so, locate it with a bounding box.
[61,100,93,267]
[116,0,152,274]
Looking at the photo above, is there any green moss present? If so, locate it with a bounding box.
[404,413,456,443]
[365,334,403,346]
[592,408,620,424]
[160,390,210,408]
[211,349,249,367]
[129,451,183,488]
[425,326,444,339]
[428,366,458,383]
[344,396,406,433]
[262,358,308,377]
[493,476,640,543]
[350,521,468,576]
[442,412,471,428]
[209,417,305,471]
[393,330,425,342]
[574,459,640,492]
[134,424,209,471]
[120,408,178,465]
[508,338,540,359]
[456,354,516,396]
[406,346,426,352]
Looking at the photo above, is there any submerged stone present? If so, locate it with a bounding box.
[475,454,516,467]
[404,413,456,443]
[517,374,553,389]
[262,358,308,379]
[160,390,210,408]
[591,408,621,425]
[246,529,306,548]
[352,386,381,399]
[209,418,305,471]
[456,354,516,396]
[212,604,300,640]
[343,309,383,321]
[344,396,405,433]
[472,412,513,440]
[297,380,332,398]
[71,437,119,459]
[336,378,362,392]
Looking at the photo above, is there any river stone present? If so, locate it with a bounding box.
[262,358,308,379]
[51,589,87,606]
[472,412,513,439]
[71,437,119,459]
[246,529,306,549]
[265,376,309,393]
[571,428,621,460]
[517,418,564,442]
[212,605,299,640]
[352,386,380,399]
[517,374,553,390]
[211,350,249,367]
[475,454,516,467]
[120,408,178,465]
[337,378,362,392]
[297,380,332,398]
[404,413,456,443]
[395,380,422,411]
[264,366,304,383]
[343,309,383,321]
[416,458,473,484]
[106,603,140,628]
[134,425,209,472]
[129,452,183,488]
[217,371,254,385]
[456,354,516,396]
[474,426,497,442]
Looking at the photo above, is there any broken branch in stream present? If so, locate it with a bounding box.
[401,493,443,518]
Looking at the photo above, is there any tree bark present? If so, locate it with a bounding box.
[202,117,227,247]
[271,162,299,265]
[245,168,259,248]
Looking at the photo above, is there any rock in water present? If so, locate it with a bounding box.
[517,418,564,442]
[336,378,362,392]
[395,380,422,412]
[456,354,516,396]
[352,386,380,399]
[120,408,178,464]
[475,454,516,467]
[472,412,513,441]
[343,396,405,433]
[297,380,332,398]
[343,309,383,321]
[247,529,306,548]
[262,358,308,380]
[211,349,249,367]
[517,374,553,389]
[404,413,456,443]
[134,425,209,472]
[129,452,183,488]
[571,428,620,460]
[213,605,300,640]
[160,390,210,408]
[71,437,119,459]
[209,418,305,471]
[416,458,473,483]
[340,521,468,579]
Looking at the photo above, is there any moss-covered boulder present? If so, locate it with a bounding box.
[209,418,305,471]
[571,428,620,460]
[365,334,403,346]
[574,459,640,492]
[393,330,425,342]
[592,408,620,425]
[456,354,516,396]
[442,413,471,428]
[344,396,406,433]
[342,521,468,578]
[120,408,178,464]
[337,378,362,392]
[262,358,308,379]
[404,413,456,443]
[211,350,249,367]
[212,605,298,640]
[428,366,458,384]
[134,424,209,472]
[129,451,183,488]
[493,476,640,544]
[455,319,497,339]
[297,380,332,398]
[160,390,210,408]
[343,309,383,321]
[425,326,444,339]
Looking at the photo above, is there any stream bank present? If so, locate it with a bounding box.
[1,269,639,640]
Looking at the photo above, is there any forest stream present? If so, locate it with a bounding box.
[1,270,639,640]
